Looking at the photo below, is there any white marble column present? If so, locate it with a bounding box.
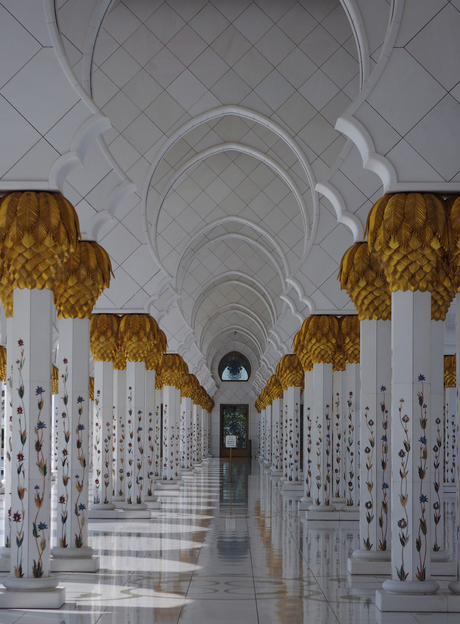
[270,396,283,476]
[180,396,193,474]
[51,317,98,572]
[112,368,126,502]
[195,404,203,466]
[332,370,345,502]
[264,404,272,469]
[300,370,313,509]
[343,362,360,511]
[0,289,64,608]
[309,363,335,511]
[145,368,159,507]
[201,407,208,462]
[444,385,456,486]
[91,361,115,514]
[161,385,181,485]
[192,402,199,466]
[448,295,460,595]
[0,318,13,569]
[154,387,161,478]
[349,320,391,573]
[430,320,448,562]
[378,290,439,607]
[259,407,265,462]
[121,362,148,513]
[282,386,301,491]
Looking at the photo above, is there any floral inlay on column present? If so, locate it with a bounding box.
[346,391,356,506]
[363,406,374,551]
[396,398,410,582]
[93,390,101,505]
[135,410,143,504]
[416,375,428,581]
[126,387,133,504]
[334,392,342,499]
[324,404,331,504]
[14,340,26,578]
[74,396,86,547]
[59,360,70,548]
[32,385,47,578]
[379,386,389,550]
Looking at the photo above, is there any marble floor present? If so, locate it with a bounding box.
[0,459,456,623]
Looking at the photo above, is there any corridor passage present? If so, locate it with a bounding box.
[0,460,455,623]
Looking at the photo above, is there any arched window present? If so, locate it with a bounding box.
[218,352,251,382]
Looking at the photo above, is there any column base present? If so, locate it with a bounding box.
[51,547,99,573]
[0,576,65,609]
[298,496,312,511]
[348,549,391,575]
[155,481,182,496]
[193,463,203,470]
[308,503,336,512]
[341,504,359,512]
[0,548,10,573]
[89,503,117,519]
[376,584,446,613]
[269,468,283,477]
[112,495,125,503]
[145,499,161,509]
[116,503,151,518]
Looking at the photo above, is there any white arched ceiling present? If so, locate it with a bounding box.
[87,0,359,389]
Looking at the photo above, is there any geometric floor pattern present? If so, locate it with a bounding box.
[0,460,456,623]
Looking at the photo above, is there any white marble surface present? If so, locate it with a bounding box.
[0,458,455,622]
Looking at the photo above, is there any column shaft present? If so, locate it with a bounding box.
[113,369,126,500]
[125,361,147,507]
[92,361,115,509]
[310,363,334,509]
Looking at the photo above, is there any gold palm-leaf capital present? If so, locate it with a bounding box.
[276,354,304,391]
[90,313,120,362]
[54,241,113,319]
[444,354,456,388]
[89,376,94,401]
[366,193,448,293]
[0,345,6,382]
[338,242,391,320]
[267,374,284,401]
[119,314,158,362]
[302,315,339,364]
[0,191,81,291]
[341,315,360,363]
[159,353,189,387]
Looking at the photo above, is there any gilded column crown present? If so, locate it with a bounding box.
[341,316,360,364]
[119,314,158,362]
[179,372,199,398]
[260,386,270,409]
[159,353,188,387]
[113,345,127,371]
[0,258,13,318]
[267,374,283,401]
[255,397,261,413]
[53,241,113,319]
[52,365,59,394]
[292,327,313,371]
[89,376,94,401]
[301,315,339,364]
[155,368,164,390]
[181,373,198,400]
[0,345,6,381]
[146,323,166,371]
[90,313,120,362]
[444,354,456,388]
[276,354,304,391]
[196,386,207,409]
[338,242,391,321]
[333,318,346,372]
[0,191,81,290]
[430,254,456,321]
[366,193,448,293]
